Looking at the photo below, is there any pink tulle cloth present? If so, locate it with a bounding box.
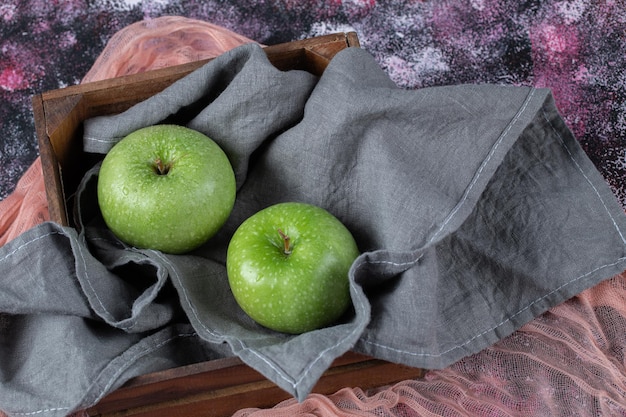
[2,16,626,417]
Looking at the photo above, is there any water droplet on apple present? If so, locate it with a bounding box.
[122,187,129,196]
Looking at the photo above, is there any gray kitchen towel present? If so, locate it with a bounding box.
[1,42,626,416]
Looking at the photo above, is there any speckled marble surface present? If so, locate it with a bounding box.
[1,0,625,207]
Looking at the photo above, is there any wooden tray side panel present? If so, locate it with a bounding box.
[87,352,383,415]
[33,94,68,225]
[87,359,425,417]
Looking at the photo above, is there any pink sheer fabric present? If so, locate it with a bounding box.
[0,158,48,246]
[2,15,626,417]
[81,16,255,83]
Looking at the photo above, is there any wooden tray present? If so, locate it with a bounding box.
[32,32,425,416]
[85,352,423,417]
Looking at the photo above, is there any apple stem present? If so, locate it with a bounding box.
[277,229,292,255]
[154,158,170,175]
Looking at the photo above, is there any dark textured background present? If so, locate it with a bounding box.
[1,0,625,209]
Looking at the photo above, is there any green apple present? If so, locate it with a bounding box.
[97,124,236,254]
[226,202,360,334]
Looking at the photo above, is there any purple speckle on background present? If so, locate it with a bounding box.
[1,0,626,208]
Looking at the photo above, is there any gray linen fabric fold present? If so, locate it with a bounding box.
[1,43,625,416]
